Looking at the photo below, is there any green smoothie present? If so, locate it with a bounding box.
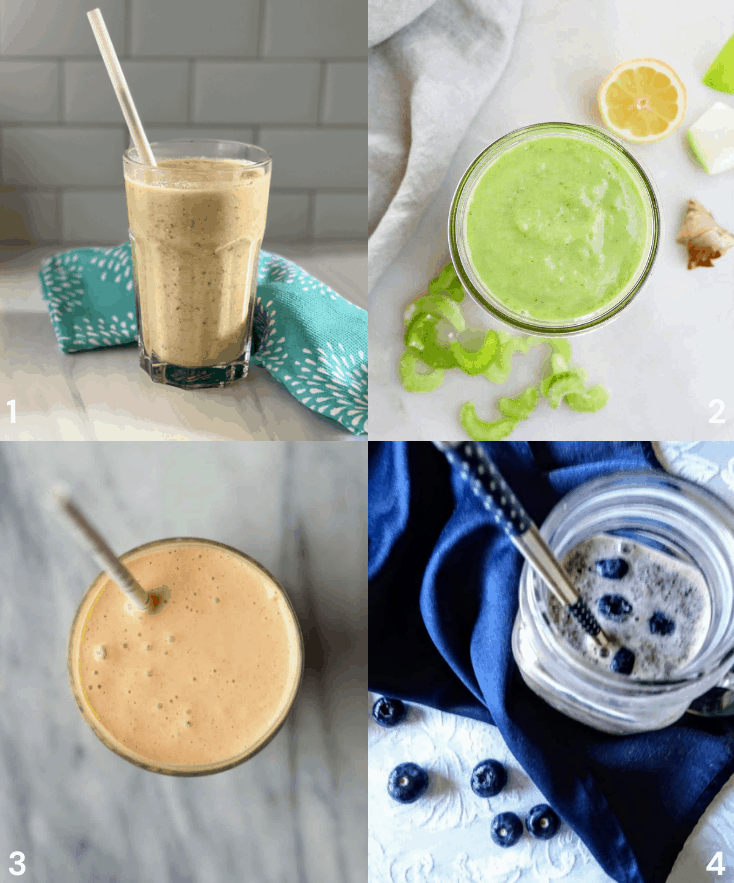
[465,135,649,323]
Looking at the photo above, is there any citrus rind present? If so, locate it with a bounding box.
[598,57,687,144]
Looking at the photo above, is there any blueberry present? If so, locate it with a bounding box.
[649,611,675,636]
[526,804,560,840]
[491,811,523,847]
[372,697,407,727]
[597,594,633,621]
[595,557,629,580]
[610,646,635,675]
[387,763,429,804]
[470,759,507,798]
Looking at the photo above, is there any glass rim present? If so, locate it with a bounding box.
[448,122,662,336]
[522,471,734,692]
[123,138,272,170]
[67,536,304,777]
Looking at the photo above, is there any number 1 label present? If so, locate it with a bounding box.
[6,400,15,423]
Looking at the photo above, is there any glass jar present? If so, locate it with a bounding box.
[68,538,303,775]
[448,122,661,336]
[511,472,734,734]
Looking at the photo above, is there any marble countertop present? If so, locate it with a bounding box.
[0,242,366,441]
[370,0,734,441]
[0,441,366,883]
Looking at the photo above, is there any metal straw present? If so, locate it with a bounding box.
[433,441,610,649]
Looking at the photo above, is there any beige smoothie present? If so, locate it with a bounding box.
[68,538,302,773]
[124,157,270,368]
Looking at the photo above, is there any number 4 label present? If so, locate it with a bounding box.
[707,851,726,876]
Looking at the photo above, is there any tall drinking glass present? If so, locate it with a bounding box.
[123,139,271,388]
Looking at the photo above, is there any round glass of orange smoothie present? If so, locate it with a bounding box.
[67,538,303,776]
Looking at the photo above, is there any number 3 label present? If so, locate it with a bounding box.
[9,852,25,875]
[707,851,726,876]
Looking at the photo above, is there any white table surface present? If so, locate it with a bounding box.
[0,441,366,883]
[370,0,734,441]
[0,242,366,441]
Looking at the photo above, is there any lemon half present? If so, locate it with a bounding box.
[598,58,686,143]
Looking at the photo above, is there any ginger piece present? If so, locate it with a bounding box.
[676,199,734,269]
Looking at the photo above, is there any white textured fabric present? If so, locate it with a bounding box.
[368,691,734,882]
[368,693,614,883]
[368,0,522,293]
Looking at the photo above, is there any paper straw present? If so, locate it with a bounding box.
[87,8,157,167]
[55,489,151,611]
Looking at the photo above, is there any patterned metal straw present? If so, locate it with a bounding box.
[433,441,610,649]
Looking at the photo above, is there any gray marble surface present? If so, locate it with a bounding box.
[0,441,366,883]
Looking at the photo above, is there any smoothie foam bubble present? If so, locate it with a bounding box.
[547,534,711,679]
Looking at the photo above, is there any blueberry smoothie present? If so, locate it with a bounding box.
[548,535,712,679]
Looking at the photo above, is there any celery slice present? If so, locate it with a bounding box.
[450,330,498,375]
[545,373,587,409]
[407,291,466,331]
[565,385,610,412]
[460,403,518,441]
[404,315,457,369]
[428,262,465,302]
[498,386,539,420]
[398,350,445,393]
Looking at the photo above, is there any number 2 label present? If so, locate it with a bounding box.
[709,400,726,424]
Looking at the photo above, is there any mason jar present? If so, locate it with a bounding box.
[511,472,734,734]
[448,122,661,336]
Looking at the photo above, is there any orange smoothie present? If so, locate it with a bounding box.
[68,538,302,774]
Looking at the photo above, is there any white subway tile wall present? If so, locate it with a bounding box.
[322,62,367,125]
[192,62,321,125]
[64,61,190,123]
[61,190,130,243]
[0,62,59,122]
[314,193,365,239]
[259,129,366,189]
[0,0,365,244]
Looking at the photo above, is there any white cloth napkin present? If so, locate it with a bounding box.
[368,0,523,293]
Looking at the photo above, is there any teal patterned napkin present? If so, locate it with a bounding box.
[40,245,368,435]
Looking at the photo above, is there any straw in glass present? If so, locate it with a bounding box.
[87,8,157,167]
[54,489,159,612]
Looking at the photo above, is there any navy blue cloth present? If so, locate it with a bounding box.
[369,441,734,883]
